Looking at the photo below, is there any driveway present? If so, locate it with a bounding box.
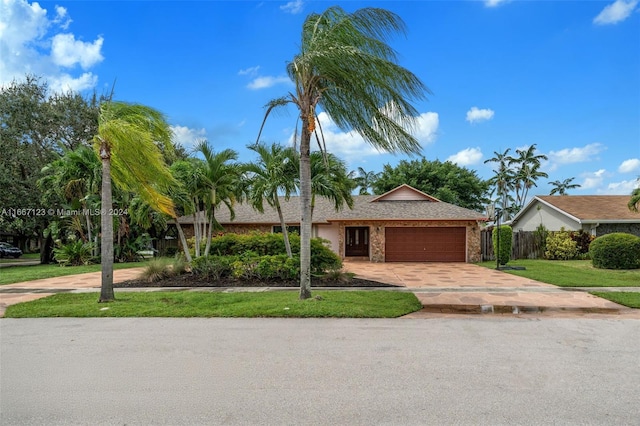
[342,261,639,315]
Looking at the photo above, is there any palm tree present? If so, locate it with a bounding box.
[353,167,379,195]
[245,142,299,257]
[549,177,580,195]
[511,144,548,210]
[628,177,640,212]
[195,141,241,257]
[484,148,515,221]
[310,151,355,216]
[256,6,428,299]
[93,101,176,302]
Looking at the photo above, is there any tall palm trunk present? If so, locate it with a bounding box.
[99,143,115,302]
[299,122,313,300]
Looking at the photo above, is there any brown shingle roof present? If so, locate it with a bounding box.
[537,195,639,222]
[176,194,486,225]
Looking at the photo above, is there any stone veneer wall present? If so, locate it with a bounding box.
[596,223,640,238]
[337,220,482,263]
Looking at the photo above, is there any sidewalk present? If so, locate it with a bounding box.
[1,263,639,318]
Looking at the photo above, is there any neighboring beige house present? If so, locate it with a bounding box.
[510,195,640,237]
[175,184,487,263]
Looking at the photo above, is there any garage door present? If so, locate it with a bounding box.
[385,227,466,262]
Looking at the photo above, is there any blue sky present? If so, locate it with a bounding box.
[2,0,639,198]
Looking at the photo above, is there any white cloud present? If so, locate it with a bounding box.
[413,112,439,145]
[607,179,640,195]
[618,158,640,173]
[447,147,483,166]
[465,107,495,124]
[51,33,104,69]
[593,0,638,25]
[547,143,605,171]
[580,169,607,190]
[0,0,104,92]
[238,66,260,76]
[484,0,510,7]
[280,0,304,14]
[170,125,207,151]
[247,75,291,90]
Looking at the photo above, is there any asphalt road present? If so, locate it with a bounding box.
[1,317,639,425]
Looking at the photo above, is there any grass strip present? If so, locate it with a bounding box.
[590,292,640,309]
[476,259,640,287]
[3,290,423,318]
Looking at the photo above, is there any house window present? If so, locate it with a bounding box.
[273,226,300,234]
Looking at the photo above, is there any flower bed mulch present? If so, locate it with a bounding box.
[114,273,397,288]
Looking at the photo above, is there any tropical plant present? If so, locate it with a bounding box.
[510,144,548,210]
[352,167,380,195]
[170,158,207,260]
[245,142,298,257]
[256,6,428,298]
[53,240,95,266]
[549,177,580,195]
[545,228,578,260]
[93,101,176,302]
[195,141,242,257]
[309,151,355,216]
[485,149,515,221]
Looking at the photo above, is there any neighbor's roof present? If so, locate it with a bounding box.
[176,191,486,225]
[514,195,639,223]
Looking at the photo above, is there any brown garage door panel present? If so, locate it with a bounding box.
[385,227,466,262]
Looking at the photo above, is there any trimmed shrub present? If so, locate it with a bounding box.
[589,233,640,270]
[492,225,512,266]
[545,228,578,260]
[191,255,235,280]
[256,255,300,280]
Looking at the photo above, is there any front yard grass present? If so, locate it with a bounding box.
[477,259,640,287]
[590,292,640,309]
[3,290,423,318]
[0,262,143,286]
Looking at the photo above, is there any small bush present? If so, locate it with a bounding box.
[310,238,342,273]
[256,255,300,280]
[140,258,188,282]
[545,228,578,260]
[191,256,235,280]
[571,230,595,255]
[590,233,640,270]
[53,241,94,266]
[492,225,512,266]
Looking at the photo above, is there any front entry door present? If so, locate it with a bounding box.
[345,227,369,257]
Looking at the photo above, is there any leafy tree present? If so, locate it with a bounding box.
[245,142,298,257]
[373,158,490,211]
[93,101,176,302]
[549,177,580,195]
[256,6,428,299]
[0,76,101,258]
[484,149,515,221]
[170,158,207,258]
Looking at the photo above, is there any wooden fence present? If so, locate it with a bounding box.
[481,230,544,261]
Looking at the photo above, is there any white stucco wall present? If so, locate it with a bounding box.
[315,224,340,254]
[512,201,580,232]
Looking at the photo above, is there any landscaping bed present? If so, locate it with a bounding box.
[114,273,397,288]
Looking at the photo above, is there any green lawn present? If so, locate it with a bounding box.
[590,292,640,309]
[477,259,640,287]
[3,290,423,318]
[0,262,143,285]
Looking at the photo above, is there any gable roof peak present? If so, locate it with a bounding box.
[371,184,441,202]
